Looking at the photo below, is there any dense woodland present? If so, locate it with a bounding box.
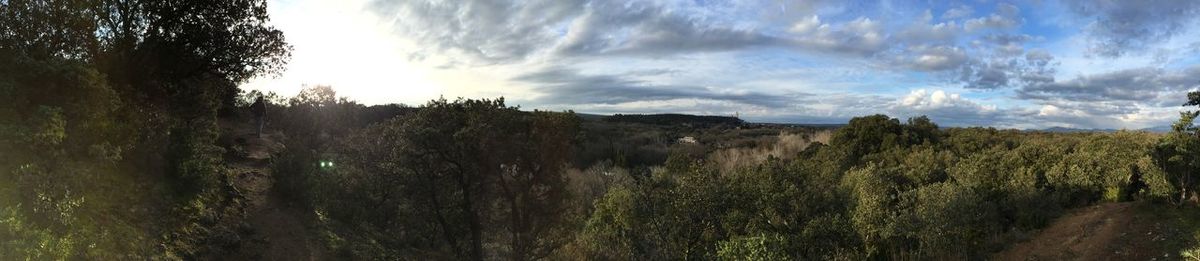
[4,0,1200,260]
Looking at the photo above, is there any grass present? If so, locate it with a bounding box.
[1135,202,1200,259]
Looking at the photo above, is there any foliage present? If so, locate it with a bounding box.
[0,0,290,258]
[1153,95,1200,204]
[280,98,581,260]
[568,112,1184,259]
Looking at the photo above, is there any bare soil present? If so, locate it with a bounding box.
[994,202,1183,261]
[221,119,325,260]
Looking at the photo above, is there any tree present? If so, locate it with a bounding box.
[0,0,291,258]
[1154,91,1200,205]
[319,98,581,260]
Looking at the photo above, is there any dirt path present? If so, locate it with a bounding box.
[994,202,1180,260]
[220,119,324,260]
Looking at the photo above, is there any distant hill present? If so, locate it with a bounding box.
[1139,125,1173,133]
[746,122,846,129]
[575,113,608,121]
[602,113,744,127]
[1032,126,1174,133]
[1036,126,1119,133]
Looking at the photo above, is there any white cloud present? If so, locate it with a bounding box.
[896,10,961,44]
[789,15,822,34]
[891,89,1007,126]
[963,3,1021,33]
[905,45,968,71]
[788,16,889,55]
[942,6,974,20]
[898,89,994,111]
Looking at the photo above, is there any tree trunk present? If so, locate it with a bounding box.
[457,170,484,261]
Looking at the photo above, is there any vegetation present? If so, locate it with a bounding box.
[252,88,1197,260]
[3,0,1200,259]
[1,0,288,258]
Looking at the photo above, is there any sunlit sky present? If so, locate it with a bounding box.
[241,0,1200,129]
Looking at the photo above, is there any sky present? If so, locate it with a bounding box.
[241,0,1200,129]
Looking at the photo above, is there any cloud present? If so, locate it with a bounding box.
[891,89,1008,126]
[341,0,1197,129]
[1002,65,1200,128]
[369,0,781,62]
[1018,66,1200,103]
[974,33,1037,56]
[513,68,795,108]
[964,3,1022,32]
[370,0,1041,77]
[958,48,1057,89]
[1063,0,1200,57]
[786,16,889,55]
[553,1,781,57]
[901,45,969,71]
[369,0,586,63]
[942,6,974,20]
[898,89,992,111]
[369,0,894,62]
[895,10,961,45]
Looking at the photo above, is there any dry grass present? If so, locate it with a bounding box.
[709,129,832,173]
[565,161,634,208]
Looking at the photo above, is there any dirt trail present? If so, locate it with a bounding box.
[994,202,1179,260]
[220,119,324,260]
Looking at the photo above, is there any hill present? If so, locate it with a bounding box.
[602,113,744,127]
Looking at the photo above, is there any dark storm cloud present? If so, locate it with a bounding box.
[1062,0,1200,58]
[513,68,795,108]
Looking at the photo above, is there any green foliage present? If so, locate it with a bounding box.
[716,234,789,261]
[0,206,74,259]
[1154,110,1200,204]
[281,98,581,260]
[570,112,1186,260]
[1,0,290,258]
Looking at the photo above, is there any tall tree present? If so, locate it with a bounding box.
[1154,91,1200,204]
[0,0,290,258]
[324,98,580,260]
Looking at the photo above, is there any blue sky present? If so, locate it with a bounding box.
[242,0,1200,129]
